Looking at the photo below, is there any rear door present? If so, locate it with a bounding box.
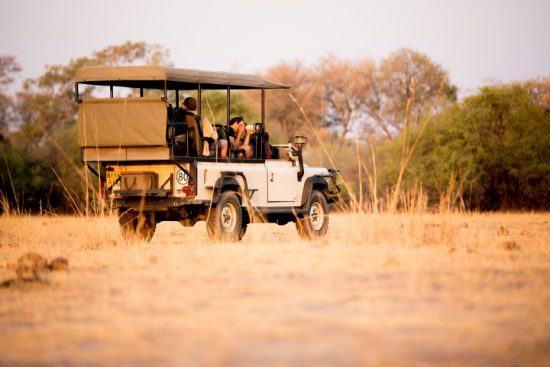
[265,160,299,202]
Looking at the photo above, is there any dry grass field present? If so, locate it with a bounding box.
[0,212,549,366]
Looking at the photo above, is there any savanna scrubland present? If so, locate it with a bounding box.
[0,42,548,213]
[1,213,549,366]
[0,42,549,366]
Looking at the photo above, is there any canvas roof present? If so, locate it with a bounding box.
[74,66,290,90]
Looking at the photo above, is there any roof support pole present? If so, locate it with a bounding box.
[163,80,167,101]
[198,84,202,117]
[175,89,179,108]
[226,86,231,126]
[74,83,79,102]
[140,88,143,97]
[110,85,113,98]
[261,88,265,128]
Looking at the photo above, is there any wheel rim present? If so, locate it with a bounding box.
[309,202,325,231]
[221,203,237,232]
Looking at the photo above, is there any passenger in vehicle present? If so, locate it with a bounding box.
[228,116,255,158]
[182,97,218,157]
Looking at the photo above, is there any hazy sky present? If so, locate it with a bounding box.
[1,0,549,94]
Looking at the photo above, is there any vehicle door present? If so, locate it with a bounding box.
[265,159,299,202]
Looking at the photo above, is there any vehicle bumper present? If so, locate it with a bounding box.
[111,196,206,211]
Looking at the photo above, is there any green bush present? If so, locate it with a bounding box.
[377,84,550,210]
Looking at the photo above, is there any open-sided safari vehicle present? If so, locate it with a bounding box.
[75,66,340,241]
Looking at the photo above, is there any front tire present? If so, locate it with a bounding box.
[206,191,244,242]
[296,190,329,240]
[118,209,156,242]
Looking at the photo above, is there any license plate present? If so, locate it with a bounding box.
[106,170,121,187]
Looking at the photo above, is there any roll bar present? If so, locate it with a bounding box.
[74,82,268,130]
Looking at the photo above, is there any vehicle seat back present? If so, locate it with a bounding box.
[250,131,273,159]
[215,124,230,141]
[185,112,203,156]
[171,107,190,156]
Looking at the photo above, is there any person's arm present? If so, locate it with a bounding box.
[230,134,239,149]
[233,122,245,149]
[243,130,253,147]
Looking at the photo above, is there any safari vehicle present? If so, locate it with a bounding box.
[75,66,340,241]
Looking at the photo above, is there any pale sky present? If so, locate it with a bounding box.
[1,0,549,94]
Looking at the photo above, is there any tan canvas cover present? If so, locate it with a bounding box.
[78,97,167,148]
[75,66,290,89]
[75,66,165,83]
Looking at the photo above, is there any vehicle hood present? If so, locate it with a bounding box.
[303,165,332,176]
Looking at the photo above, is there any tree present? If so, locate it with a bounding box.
[317,50,456,143]
[320,57,375,143]
[367,48,456,140]
[264,61,323,138]
[0,56,21,85]
[0,56,21,140]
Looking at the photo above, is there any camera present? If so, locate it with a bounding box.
[245,123,262,134]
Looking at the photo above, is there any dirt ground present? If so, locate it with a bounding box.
[0,213,549,366]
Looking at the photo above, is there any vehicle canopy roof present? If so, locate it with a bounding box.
[74,66,290,90]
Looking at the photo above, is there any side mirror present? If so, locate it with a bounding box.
[292,135,308,149]
[291,136,307,182]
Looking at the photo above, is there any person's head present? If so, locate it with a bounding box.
[183,97,197,111]
[229,116,244,132]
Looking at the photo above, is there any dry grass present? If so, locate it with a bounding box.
[0,212,549,366]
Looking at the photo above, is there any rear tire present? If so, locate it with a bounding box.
[118,209,156,242]
[296,190,329,240]
[206,191,244,242]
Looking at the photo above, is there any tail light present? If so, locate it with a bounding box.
[181,177,195,197]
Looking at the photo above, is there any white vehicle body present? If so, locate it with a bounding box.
[105,148,336,211]
[196,161,330,207]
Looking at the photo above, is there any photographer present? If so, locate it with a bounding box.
[227,116,255,158]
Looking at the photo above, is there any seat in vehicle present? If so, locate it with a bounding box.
[168,106,190,156]
[250,129,275,159]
